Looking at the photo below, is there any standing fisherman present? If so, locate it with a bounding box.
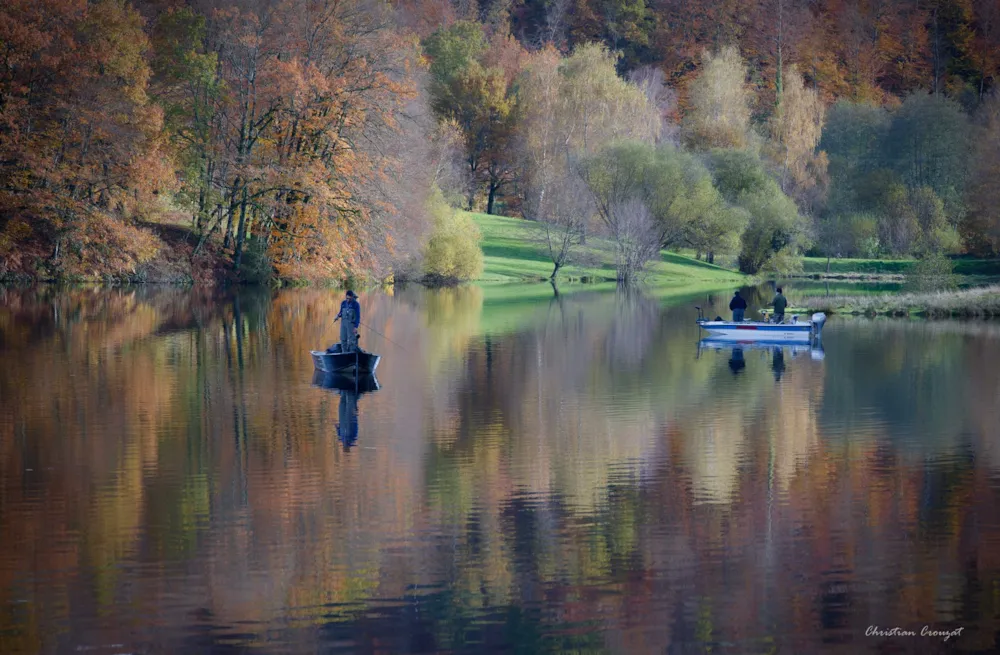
[334,289,361,353]
[771,287,788,324]
[729,290,747,322]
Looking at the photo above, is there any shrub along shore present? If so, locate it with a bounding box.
[796,285,1000,318]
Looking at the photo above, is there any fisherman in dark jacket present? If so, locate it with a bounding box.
[771,287,788,324]
[729,290,747,322]
[335,290,361,353]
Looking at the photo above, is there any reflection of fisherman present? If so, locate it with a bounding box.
[729,290,747,322]
[334,289,361,353]
[728,346,746,374]
[337,390,359,449]
[772,346,786,381]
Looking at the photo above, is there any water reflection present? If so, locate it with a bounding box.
[312,371,381,449]
[698,338,825,381]
[1,285,999,653]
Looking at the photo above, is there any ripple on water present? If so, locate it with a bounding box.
[4,288,1000,653]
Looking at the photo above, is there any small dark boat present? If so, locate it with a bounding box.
[311,370,381,393]
[310,344,381,374]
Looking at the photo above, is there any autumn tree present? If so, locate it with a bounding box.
[424,22,524,214]
[567,0,656,70]
[833,0,920,102]
[516,43,659,268]
[768,65,828,211]
[962,90,1000,253]
[926,0,976,98]
[742,0,813,110]
[0,0,170,278]
[516,48,591,278]
[683,47,755,151]
[158,0,429,280]
[150,7,222,232]
[971,0,1000,101]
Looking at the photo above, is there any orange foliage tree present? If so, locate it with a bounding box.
[167,0,426,281]
[0,0,171,279]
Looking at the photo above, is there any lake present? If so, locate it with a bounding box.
[2,284,999,654]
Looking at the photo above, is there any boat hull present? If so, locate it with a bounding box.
[698,321,814,342]
[311,370,381,393]
[310,348,381,374]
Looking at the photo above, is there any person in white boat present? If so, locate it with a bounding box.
[729,290,747,322]
[771,287,788,324]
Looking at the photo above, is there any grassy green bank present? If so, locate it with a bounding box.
[472,213,744,287]
[798,256,1000,279]
[796,285,1000,318]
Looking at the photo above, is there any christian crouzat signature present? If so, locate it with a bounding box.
[866,625,964,641]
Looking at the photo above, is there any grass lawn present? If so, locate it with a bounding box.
[796,285,1000,318]
[473,212,744,287]
[801,256,1000,278]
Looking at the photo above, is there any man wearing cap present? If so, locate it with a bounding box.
[336,289,361,352]
[771,287,788,324]
[729,290,747,322]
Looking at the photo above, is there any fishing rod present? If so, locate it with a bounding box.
[359,321,407,351]
[335,310,407,352]
[357,319,408,352]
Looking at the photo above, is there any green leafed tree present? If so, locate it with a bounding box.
[707,149,808,274]
[962,90,1000,254]
[423,187,485,283]
[580,141,731,282]
[884,92,972,212]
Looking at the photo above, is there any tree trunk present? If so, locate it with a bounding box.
[487,183,498,215]
[550,261,561,280]
[223,179,241,251]
[707,251,715,264]
[826,255,831,274]
[233,188,249,273]
[197,185,206,230]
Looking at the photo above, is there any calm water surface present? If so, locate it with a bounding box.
[1,284,999,654]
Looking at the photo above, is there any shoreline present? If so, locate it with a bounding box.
[795,285,1000,319]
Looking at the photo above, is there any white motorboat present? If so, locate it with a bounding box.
[696,307,827,343]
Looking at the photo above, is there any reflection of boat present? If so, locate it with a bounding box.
[696,307,826,343]
[311,370,382,393]
[698,338,825,360]
[310,343,381,374]
[311,370,380,450]
[697,339,824,379]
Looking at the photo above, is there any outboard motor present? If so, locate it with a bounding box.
[810,312,827,337]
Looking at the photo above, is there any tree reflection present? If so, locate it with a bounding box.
[2,287,1000,653]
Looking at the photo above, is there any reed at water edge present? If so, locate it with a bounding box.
[795,285,1000,319]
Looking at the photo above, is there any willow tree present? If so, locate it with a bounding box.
[581,142,729,283]
[516,44,659,275]
[768,65,827,210]
[683,47,754,151]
